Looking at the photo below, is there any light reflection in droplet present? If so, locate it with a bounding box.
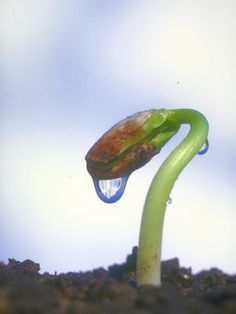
[93,176,129,203]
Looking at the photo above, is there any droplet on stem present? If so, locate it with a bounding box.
[197,138,209,155]
[167,197,172,205]
[93,176,129,203]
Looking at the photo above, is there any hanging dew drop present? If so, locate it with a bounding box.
[93,176,129,203]
[197,138,209,155]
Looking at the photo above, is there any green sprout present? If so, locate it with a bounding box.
[85,108,209,287]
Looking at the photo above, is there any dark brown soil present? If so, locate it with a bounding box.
[0,247,235,314]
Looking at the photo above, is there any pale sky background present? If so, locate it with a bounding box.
[1,0,236,274]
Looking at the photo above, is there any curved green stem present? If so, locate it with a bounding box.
[137,109,209,287]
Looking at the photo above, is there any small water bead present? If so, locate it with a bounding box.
[93,176,129,203]
[167,197,172,205]
[197,138,209,155]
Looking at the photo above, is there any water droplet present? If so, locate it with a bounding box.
[197,139,209,155]
[167,197,172,205]
[93,176,129,203]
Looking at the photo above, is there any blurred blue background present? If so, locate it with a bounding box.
[1,0,236,274]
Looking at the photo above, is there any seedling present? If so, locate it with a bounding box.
[85,109,209,287]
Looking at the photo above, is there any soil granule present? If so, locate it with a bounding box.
[0,247,235,313]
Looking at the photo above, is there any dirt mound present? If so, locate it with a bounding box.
[0,247,235,313]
